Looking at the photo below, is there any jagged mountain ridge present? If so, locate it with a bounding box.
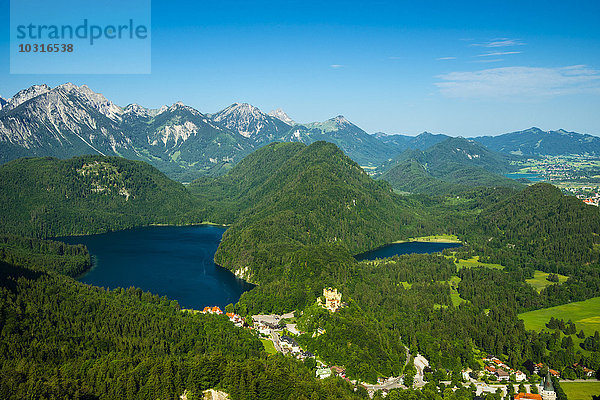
[268,108,295,125]
[0,84,409,179]
[0,85,257,181]
[278,115,398,166]
[2,83,598,182]
[212,103,293,145]
[0,83,136,162]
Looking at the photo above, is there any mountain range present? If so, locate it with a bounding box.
[1,83,599,182]
[474,127,600,156]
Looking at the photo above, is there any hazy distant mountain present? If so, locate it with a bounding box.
[373,132,413,150]
[407,132,451,150]
[418,137,513,174]
[380,137,519,194]
[375,131,450,152]
[474,127,600,156]
[268,108,295,125]
[280,116,399,166]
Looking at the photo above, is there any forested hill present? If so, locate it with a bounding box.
[380,158,520,194]
[0,156,203,238]
[379,137,521,194]
[210,141,433,284]
[188,142,307,223]
[473,183,600,271]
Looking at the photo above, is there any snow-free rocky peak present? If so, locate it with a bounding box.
[331,115,351,127]
[166,101,202,116]
[212,102,291,140]
[268,108,295,125]
[56,83,123,121]
[5,84,51,110]
[124,103,151,117]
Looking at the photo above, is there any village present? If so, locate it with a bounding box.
[196,288,592,399]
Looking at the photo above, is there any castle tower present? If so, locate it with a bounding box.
[540,370,556,400]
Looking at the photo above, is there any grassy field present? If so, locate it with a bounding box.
[260,339,277,355]
[449,276,467,306]
[433,276,467,308]
[526,270,569,293]
[448,255,505,270]
[395,234,462,243]
[560,381,600,400]
[518,297,600,336]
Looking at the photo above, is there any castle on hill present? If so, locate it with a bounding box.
[318,287,342,312]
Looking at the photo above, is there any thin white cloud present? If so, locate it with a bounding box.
[437,57,457,60]
[474,59,504,63]
[436,65,600,99]
[330,64,344,69]
[471,38,525,48]
[477,51,522,57]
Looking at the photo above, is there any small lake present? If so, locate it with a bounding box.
[505,172,545,182]
[60,225,254,310]
[355,241,461,261]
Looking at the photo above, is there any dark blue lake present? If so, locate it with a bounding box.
[60,225,254,310]
[355,241,461,261]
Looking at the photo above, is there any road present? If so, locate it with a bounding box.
[270,331,283,353]
[363,350,429,394]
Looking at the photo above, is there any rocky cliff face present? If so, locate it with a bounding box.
[212,102,292,144]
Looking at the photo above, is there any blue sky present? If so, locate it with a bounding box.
[1,0,600,136]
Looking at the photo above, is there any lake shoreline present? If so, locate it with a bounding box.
[355,239,462,261]
[392,235,462,244]
[59,225,251,310]
[53,221,229,239]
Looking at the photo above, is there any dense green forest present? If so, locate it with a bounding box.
[0,260,364,400]
[0,234,91,276]
[380,158,521,195]
[470,183,600,271]
[0,156,204,238]
[209,142,437,284]
[378,137,521,194]
[2,143,600,394]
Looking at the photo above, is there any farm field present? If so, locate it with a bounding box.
[518,297,600,336]
[526,270,569,293]
[560,381,600,400]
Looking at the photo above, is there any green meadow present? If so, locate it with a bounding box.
[560,381,600,400]
[449,255,505,270]
[260,339,277,355]
[518,297,600,336]
[526,270,569,293]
